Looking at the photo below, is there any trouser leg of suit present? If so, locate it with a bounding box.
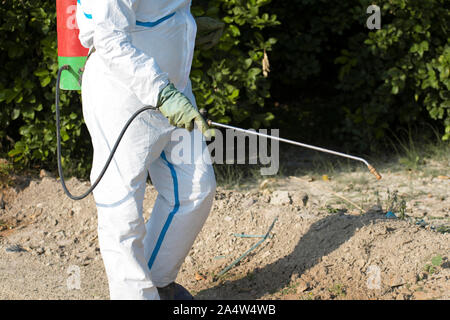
[82,53,170,300]
[144,129,216,287]
[81,53,215,299]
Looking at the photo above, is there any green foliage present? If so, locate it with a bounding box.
[267,0,449,150]
[431,255,443,267]
[191,0,279,128]
[424,254,444,274]
[328,283,346,298]
[333,0,450,145]
[0,0,448,176]
[0,0,279,175]
[0,159,13,187]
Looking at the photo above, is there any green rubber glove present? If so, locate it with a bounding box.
[158,83,211,137]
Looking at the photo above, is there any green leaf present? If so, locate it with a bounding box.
[392,86,399,95]
[34,69,49,77]
[12,109,21,120]
[230,89,240,100]
[40,76,52,87]
[431,255,443,267]
[8,148,23,157]
[228,25,240,37]
[60,130,70,142]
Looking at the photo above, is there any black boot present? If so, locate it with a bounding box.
[157,282,195,300]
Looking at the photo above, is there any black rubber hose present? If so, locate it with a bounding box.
[55,65,158,200]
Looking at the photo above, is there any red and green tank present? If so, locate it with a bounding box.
[56,0,89,90]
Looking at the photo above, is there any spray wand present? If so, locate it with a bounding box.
[199,109,382,181]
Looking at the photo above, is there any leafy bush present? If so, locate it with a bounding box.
[0,0,448,176]
[191,0,279,128]
[0,0,279,175]
[335,0,450,146]
[267,0,449,150]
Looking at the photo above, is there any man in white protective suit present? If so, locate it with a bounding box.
[76,0,223,300]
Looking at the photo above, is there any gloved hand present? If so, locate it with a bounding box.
[158,83,211,137]
[195,17,225,50]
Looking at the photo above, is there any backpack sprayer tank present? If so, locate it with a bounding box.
[56,0,89,91]
[54,0,158,200]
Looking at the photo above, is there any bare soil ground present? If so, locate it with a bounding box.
[0,157,449,300]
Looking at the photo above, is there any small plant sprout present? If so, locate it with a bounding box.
[398,199,407,220]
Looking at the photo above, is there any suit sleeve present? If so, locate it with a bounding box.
[90,0,169,106]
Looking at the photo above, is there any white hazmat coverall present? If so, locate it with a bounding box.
[76,0,216,300]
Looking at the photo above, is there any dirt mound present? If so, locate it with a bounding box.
[0,166,448,300]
